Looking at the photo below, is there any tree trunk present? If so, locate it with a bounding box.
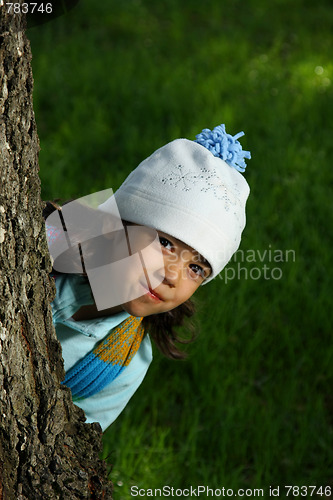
[0,7,113,499]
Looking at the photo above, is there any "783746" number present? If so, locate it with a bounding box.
[284,485,331,496]
[6,3,53,14]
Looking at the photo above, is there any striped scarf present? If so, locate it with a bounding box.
[63,316,145,400]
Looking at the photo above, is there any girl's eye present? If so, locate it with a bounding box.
[159,236,173,250]
[189,263,205,279]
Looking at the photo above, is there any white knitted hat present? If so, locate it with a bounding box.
[99,124,250,283]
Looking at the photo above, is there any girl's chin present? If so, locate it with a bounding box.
[122,296,171,318]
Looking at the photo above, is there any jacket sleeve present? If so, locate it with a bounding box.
[73,334,153,431]
[51,274,94,323]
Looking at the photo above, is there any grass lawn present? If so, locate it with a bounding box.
[29,0,333,497]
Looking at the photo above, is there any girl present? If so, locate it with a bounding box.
[45,124,251,431]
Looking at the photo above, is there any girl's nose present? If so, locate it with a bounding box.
[162,258,184,287]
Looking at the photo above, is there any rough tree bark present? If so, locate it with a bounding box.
[0,6,113,499]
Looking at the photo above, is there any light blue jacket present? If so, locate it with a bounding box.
[51,274,152,431]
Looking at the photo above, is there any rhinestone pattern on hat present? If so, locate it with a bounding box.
[161,164,241,212]
[161,164,201,192]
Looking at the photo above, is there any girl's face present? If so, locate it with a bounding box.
[121,230,211,317]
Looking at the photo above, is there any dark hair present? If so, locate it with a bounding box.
[43,200,197,360]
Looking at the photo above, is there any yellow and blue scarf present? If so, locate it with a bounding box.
[63,316,145,401]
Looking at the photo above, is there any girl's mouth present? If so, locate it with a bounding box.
[140,282,163,301]
[147,287,163,301]
[140,280,164,302]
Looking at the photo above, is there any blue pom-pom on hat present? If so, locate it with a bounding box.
[195,124,251,173]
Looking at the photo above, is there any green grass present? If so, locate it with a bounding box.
[28,0,333,497]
